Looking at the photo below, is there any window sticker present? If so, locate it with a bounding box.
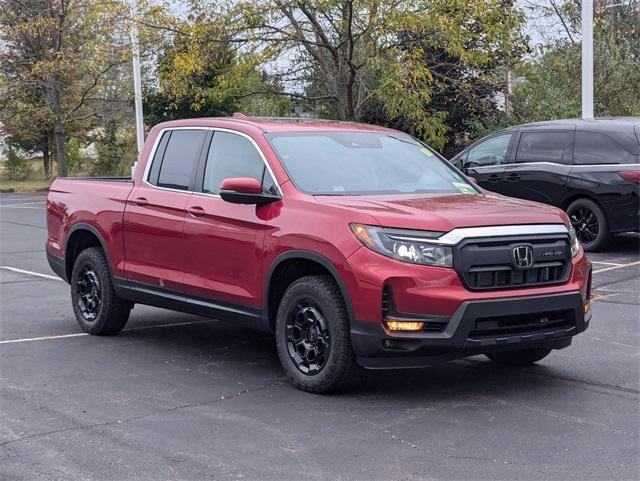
[420,147,434,157]
[452,181,477,195]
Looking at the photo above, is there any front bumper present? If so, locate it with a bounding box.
[351,291,591,369]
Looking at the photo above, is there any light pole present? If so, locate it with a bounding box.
[581,0,594,119]
[130,0,145,154]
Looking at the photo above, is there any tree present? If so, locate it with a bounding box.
[217,0,528,149]
[0,0,131,176]
[511,0,640,122]
[143,12,292,124]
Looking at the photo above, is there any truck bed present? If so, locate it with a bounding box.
[46,177,135,278]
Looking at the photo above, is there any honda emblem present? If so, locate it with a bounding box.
[512,245,534,269]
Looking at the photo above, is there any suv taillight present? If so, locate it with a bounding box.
[618,171,640,185]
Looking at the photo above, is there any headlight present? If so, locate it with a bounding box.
[569,225,580,257]
[350,224,452,267]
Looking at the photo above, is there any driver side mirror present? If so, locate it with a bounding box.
[219,177,281,205]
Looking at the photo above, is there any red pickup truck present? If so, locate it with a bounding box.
[47,116,592,393]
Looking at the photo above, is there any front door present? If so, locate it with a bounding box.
[462,132,514,195]
[182,130,280,319]
[124,128,208,296]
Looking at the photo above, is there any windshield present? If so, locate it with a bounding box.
[266,132,477,196]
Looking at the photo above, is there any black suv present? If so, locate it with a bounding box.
[451,118,640,251]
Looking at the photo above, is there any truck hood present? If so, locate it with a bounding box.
[314,192,568,232]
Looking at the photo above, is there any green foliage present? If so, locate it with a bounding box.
[3,145,31,181]
[0,0,134,176]
[143,16,292,124]
[67,138,87,175]
[217,0,527,150]
[92,123,137,176]
[509,0,640,124]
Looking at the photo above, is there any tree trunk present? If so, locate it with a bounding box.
[41,137,50,177]
[335,78,356,121]
[47,84,68,177]
[53,121,67,177]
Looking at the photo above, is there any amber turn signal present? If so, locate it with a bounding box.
[584,303,590,313]
[385,320,424,331]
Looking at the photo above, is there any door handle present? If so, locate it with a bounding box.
[187,206,206,217]
[134,197,148,207]
[487,174,501,182]
[506,173,521,181]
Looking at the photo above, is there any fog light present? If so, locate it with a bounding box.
[385,320,424,331]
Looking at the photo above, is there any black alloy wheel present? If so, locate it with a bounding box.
[570,206,599,246]
[70,247,132,335]
[76,265,102,321]
[275,275,359,393]
[567,198,609,251]
[285,299,331,375]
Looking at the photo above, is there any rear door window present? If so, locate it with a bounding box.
[152,129,207,190]
[574,131,636,164]
[515,131,573,164]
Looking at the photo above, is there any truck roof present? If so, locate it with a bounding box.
[152,114,398,134]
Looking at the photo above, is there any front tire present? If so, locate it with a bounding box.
[70,247,132,335]
[275,275,358,393]
[485,347,552,365]
[567,198,609,251]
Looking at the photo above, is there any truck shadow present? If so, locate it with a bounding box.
[118,317,566,401]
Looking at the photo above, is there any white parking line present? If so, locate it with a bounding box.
[0,319,219,345]
[590,261,623,267]
[0,266,63,281]
[0,201,46,207]
[0,333,88,344]
[592,261,640,274]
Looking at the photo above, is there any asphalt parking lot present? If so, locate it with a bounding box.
[1,192,638,481]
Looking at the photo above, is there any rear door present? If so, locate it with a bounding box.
[124,128,208,297]
[459,132,515,195]
[500,129,574,205]
[182,129,279,319]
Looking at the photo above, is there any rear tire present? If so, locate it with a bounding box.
[567,198,609,251]
[70,247,132,335]
[485,347,552,366]
[275,275,358,393]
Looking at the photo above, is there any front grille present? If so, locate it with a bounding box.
[469,310,574,339]
[456,236,570,290]
[467,263,565,289]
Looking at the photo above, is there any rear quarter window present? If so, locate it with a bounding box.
[574,131,637,165]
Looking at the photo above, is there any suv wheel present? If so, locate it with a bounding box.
[275,275,358,393]
[70,247,132,335]
[486,347,552,365]
[567,198,608,251]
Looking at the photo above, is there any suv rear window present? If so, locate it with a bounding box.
[574,131,636,165]
[151,129,207,190]
[515,131,573,164]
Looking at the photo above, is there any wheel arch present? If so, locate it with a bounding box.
[560,192,603,212]
[65,224,112,281]
[263,250,355,332]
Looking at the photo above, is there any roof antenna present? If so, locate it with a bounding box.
[232,112,249,119]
